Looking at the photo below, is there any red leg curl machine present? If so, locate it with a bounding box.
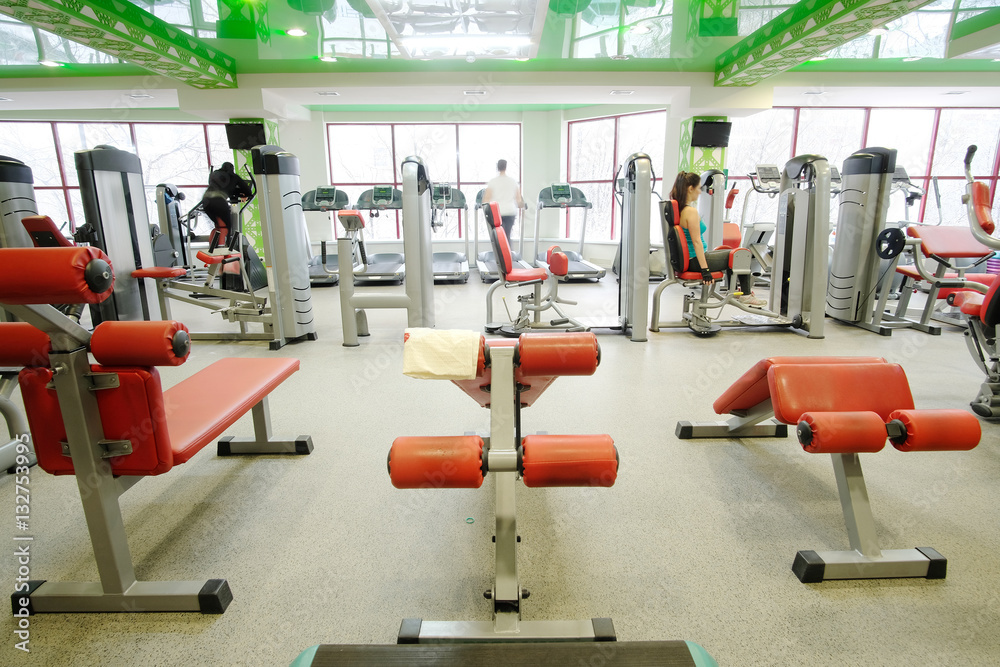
[0,246,311,614]
[678,357,980,583]
[388,331,619,643]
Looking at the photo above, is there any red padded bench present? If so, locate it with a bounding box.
[0,246,311,616]
[678,356,980,583]
[387,331,619,643]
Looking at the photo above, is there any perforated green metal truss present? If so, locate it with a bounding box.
[0,0,237,88]
[714,0,935,87]
[698,0,740,37]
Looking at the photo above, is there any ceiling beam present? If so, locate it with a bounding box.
[714,0,935,87]
[0,0,238,89]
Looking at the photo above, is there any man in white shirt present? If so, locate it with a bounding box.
[483,159,524,242]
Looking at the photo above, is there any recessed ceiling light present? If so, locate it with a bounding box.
[611,54,630,61]
[869,28,888,37]
[466,53,476,63]
[38,60,63,67]
[944,90,968,95]
[316,91,340,96]
[993,58,1000,62]
[0,97,11,102]
[320,55,338,62]
[128,93,153,99]
[610,90,634,96]
[803,91,826,95]
[463,90,487,96]
[286,28,307,37]
[630,24,652,34]
[809,56,828,61]
[903,56,922,62]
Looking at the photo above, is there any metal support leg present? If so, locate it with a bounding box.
[217,397,313,456]
[791,453,946,583]
[15,350,232,614]
[675,400,787,439]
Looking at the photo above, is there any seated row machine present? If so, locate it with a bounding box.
[483,201,584,337]
[679,357,980,583]
[0,246,312,614]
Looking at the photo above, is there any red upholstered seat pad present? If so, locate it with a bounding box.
[907,225,992,259]
[505,267,549,282]
[768,363,914,425]
[133,267,187,279]
[895,266,996,286]
[196,250,238,265]
[713,357,887,415]
[678,271,724,280]
[165,357,299,464]
[950,290,985,316]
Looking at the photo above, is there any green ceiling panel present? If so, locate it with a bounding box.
[0,0,238,88]
[714,0,935,87]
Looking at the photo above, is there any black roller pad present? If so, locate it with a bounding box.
[198,579,233,614]
[793,550,826,583]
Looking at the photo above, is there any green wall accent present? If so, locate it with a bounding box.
[678,115,727,174]
[714,0,935,87]
[951,6,1000,41]
[0,0,238,88]
[228,117,279,259]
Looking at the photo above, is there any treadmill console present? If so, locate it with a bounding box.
[372,185,394,207]
[752,164,782,194]
[550,183,572,205]
[315,186,340,207]
[432,183,452,206]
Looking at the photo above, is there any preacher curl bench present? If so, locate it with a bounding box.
[678,357,980,583]
[0,246,312,614]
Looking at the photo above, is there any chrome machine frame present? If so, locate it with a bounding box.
[338,157,435,346]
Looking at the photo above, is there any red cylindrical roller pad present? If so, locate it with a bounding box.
[91,321,190,367]
[389,436,485,489]
[521,434,617,488]
[888,409,981,452]
[797,412,887,454]
[0,323,51,367]
[517,332,600,376]
[0,247,114,305]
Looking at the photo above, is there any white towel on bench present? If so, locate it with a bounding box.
[403,328,480,380]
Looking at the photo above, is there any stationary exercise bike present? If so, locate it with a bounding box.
[944,145,1000,417]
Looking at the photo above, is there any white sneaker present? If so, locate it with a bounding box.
[737,294,767,307]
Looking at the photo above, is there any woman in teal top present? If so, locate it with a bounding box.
[670,171,765,306]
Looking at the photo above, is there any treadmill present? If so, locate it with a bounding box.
[531,184,606,281]
[430,183,470,283]
[473,188,532,283]
[353,185,406,284]
[301,186,350,285]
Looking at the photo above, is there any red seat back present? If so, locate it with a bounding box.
[21,215,74,248]
[484,201,513,279]
[972,181,995,235]
[19,365,175,476]
[982,276,1000,327]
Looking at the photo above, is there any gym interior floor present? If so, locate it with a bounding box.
[2,276,999,667]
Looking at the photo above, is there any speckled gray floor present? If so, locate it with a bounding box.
[2,276,999,667]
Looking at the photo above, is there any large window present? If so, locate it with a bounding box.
[727,106,1000,228]
[0,120,227,231]
[326,122,521,243]
[567,110,666,243]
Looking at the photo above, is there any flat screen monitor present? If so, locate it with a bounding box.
[892,165,910,182]
[830,166,841,181]
[690,121,732,148]
[225,123,267,151]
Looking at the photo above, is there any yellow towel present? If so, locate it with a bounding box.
[403,328,481,380]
